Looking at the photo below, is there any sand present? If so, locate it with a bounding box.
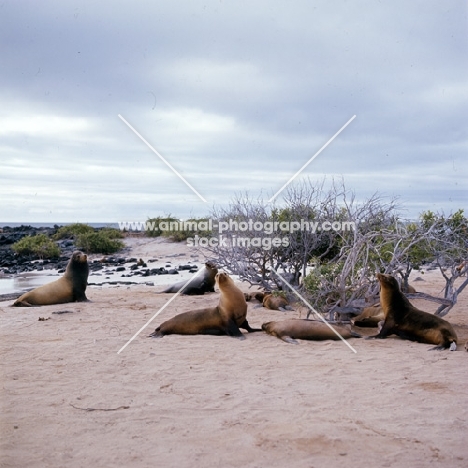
[1,237,467,467]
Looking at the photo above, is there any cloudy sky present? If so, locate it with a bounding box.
[1,0,466,223]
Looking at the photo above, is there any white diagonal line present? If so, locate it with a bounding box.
[118,114,207,203]
[270,267,357,353]
[267,114,356,203]
[117,268,206,354]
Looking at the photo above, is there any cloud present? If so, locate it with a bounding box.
[0,0,466,223]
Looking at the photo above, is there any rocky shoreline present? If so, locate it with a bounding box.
[0,225,74,275]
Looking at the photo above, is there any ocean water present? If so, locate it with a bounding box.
[0,271,61,295]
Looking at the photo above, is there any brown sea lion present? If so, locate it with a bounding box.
[262,319,361,344]
[262,293,293,312]
[351,303,385,327]
[13,251,89,307]
[161,261,217,295]
[367,273,457,350]
[401,283,417,293]
[150,271,260,339]
[244,291,266,302]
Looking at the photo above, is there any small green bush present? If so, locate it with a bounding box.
[144,216,212,242]
[54,223,94,240]
[161,218,212,242]
[99,227,124,239]
[270,290,287,298]
[12,234,61,258]
[75,231,125,254]
[144,216,179,237]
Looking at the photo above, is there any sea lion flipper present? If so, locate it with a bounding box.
[365,334,382,340]
[428,341,457,351]
[280,335,298,344]
[350,331,362,338]
[12,300,34,307]
[239,319,262,333]
[75,296,89,302]
[428,345,445,351]
[225,319,245,340]
[148,328,164,338]
[367,319,395,339]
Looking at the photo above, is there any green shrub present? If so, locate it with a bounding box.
[54,223,94,240]
[12,234,61,258]
[144,216,179,237]
[76,231,125,254]
[144,216,212,241]
[302,260,345,309]
[269,290,287,298]
[161,218,212,242]
[53,223,124,254]
[99,227,124,239]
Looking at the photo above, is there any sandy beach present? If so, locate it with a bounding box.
[1,237,467,467]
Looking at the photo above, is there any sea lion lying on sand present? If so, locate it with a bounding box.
[150,272,260,339]
[161,261,217,295]
[262,293,294,312]
[244,291,266,302]
[262,319,361,344]
[351,304,384,327]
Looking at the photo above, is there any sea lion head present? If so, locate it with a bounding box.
[215,271,231,286]
[205,261,217,271]
[71,250,88,263]
[65,251,89,279]
[376,273,399,291]
[261,321,273,332]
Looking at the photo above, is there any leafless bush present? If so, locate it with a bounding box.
[206,179,467,318]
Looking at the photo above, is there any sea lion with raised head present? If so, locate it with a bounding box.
[13,251,89,307]
[262,319,361,344]
[367,273,457,350]
[150,271,260,339]
[161,261,217,295]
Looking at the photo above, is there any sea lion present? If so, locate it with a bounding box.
[244,291,266,302]
[161,261,217,295]
[262,319,361,344]
[401,283,416,293]
[351,304,384,327]
[367,273,457,350]
[150,271,260,339]
[262,293,293,312]
[13,251,89,307]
